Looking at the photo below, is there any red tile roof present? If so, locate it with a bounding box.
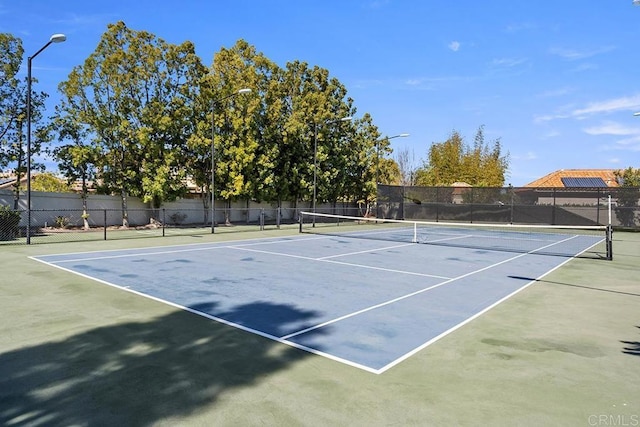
[524,169,619,188]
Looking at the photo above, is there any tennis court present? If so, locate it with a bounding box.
[32,214,609,374]
[3,224,639,425]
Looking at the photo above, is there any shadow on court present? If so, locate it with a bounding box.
[509,276,640,359]
[0,302,318,426]
[621,327,640,357]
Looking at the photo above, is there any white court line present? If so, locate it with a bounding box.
[40,234,334,264]
[376,238,597,373]
[29,256,381,374]
[316,242,417,260]
[229,246,452,280]
[32,230,594,375]
[426,234,473,244]
[279,234,582,344]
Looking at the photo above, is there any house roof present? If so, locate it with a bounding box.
[524,169,619,188]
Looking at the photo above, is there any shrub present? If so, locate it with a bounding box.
[0,205,20,241]
[55,216,70,229]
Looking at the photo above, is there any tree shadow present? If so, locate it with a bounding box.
[190,300,323,338]
[0,302,321,426]
[621,326,640,357]
[509,277,640,359]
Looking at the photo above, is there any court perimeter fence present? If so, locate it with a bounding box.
[377,184,640,230]
[0,189,361,245]
[1,185,639,245]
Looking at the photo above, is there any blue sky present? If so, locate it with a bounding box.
[3,0,640,186]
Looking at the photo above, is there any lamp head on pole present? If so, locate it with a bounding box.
[634,112,640,116]
[50,34,67,43]
[237,88,252,94]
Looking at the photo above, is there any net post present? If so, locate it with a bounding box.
[412,221,418,243]
[606,225,613,261]
[298,212,303,233]
[606,194,613,260]
[162,208,166,237]
[260,208,264,231]
[103,209,107,240]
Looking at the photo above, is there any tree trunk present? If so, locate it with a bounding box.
[81,175,89,229]
[121,189,129,227]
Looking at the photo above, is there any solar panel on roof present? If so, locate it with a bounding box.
[560,177,608,187]
[0,178,15,186]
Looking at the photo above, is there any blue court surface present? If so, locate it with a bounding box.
[32,231,604,374]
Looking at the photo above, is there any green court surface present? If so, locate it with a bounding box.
[1,230,638,426]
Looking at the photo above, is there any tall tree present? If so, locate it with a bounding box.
[0,33,23,141]
[613,167,640,227]
[415,126,509,187]
[339,113,380,214]
[395,146,419,186]
[30,172,71,192]
[51,112,100,229]
[209,41,261,223]
[56,21,206,225]
[1,78,51,209]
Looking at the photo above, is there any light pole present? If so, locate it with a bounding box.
[211,88,251,233]
[375,133,409,185]
[26,33,66,244]
[312,116,352,223]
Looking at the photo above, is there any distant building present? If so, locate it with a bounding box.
[0,172,23,190]
[524,169,619,188]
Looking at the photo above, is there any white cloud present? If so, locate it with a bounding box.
[583,121,639,136]
[538,95,640,123]
[491,57,527,68]
[448,41,460,52]
[536,87,573,98]
[568,63,598,73]
[534,113,570,123]
[572,94,640,117]
[549,46,615,61]
[513,151,538,160]
[505,22,536,33]
[584,120,640,152]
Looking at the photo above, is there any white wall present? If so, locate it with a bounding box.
[0,190,346,227]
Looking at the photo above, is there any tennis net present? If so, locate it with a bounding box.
[299,212,613,260]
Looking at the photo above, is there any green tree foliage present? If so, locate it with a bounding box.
[0,34,51,208]
[273,60,356,207]
[613,167,640,227]
[340,114,382,212]
[0,33,23,141]
[51,113,101,228]
[377,157,402,186]
[49,24,388,217]
[56,21,206,225]
[415,126,509,187]
[209,42,262,209]
[30,172,71,192]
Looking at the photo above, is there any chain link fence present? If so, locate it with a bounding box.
[377,185,640,230]
[0,204,363,245]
